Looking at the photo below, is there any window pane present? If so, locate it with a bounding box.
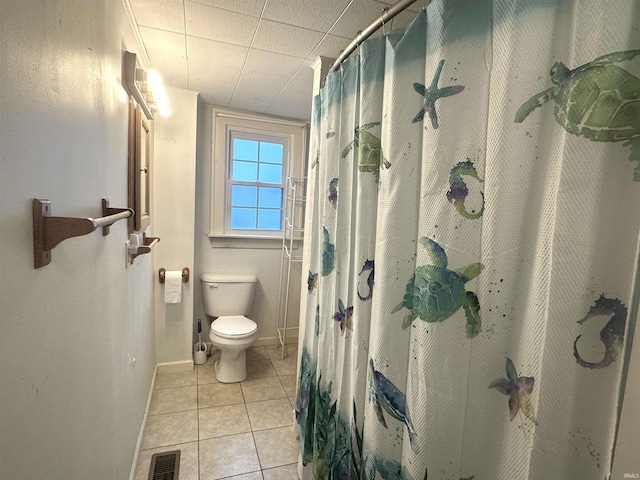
[231,185,257,207]
[259,163,282,184]
[232,161,257,182]
[258,187,282,208]
[234,138,258,161]
[257,209,282,230]
[260,142,283,164]
[231,208,256,229]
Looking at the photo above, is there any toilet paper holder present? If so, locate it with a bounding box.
[159,267,189,284]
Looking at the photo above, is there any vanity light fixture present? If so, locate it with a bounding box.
[123,51,171,119]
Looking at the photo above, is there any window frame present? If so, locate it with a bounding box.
[209,108,307,246]
[225,128,290,236]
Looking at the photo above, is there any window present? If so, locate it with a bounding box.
[209,109,307,244]
[227,132,288,233]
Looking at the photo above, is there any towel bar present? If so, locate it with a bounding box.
[33,198,133,268]
[129,234,160,263]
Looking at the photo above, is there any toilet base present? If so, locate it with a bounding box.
[214,349,248,383]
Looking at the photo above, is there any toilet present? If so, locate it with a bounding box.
[201,273,259,383]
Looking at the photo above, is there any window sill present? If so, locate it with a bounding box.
[208,232,301,249]
[210,231,292,239]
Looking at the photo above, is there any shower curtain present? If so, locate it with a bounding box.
[296,0,640,479]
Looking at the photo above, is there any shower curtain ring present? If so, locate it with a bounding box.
[382,8,389,35]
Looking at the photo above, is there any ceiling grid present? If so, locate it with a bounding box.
[129,0,420,119]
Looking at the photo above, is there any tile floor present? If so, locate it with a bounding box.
[133,344,300,480]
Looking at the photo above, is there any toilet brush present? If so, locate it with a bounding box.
[194,319,208,364]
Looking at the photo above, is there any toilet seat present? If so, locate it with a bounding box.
[211,315,257,339]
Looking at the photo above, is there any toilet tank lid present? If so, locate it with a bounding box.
[201,273,258,283]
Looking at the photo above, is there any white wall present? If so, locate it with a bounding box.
[194,105,304,346]
[0,2,155,479]
[152,87,198,365]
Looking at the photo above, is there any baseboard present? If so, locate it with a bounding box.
[157,360,195,374]
[128,363,157,480]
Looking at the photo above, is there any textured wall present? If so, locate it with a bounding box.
[0,1,155,479]
[152,87,198,364]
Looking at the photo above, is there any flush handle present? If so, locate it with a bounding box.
[209,283,219,288]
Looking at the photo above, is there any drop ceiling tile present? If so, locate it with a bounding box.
[282,73,314,95]
[185,2,259,47]
[266,90,312,120]
[192,80,237,106]
[228,98,271,114]
[139,27,189,88]
[307,34,349,61]
[329,0,391,39]
[187,0,266,17]
[264,105,310,121]
[130,0,185,33]
[187,36,248,82]
[284,78,314,97]
[291,59,315,85]
[243,50,306,78]
[233,71,291,105]
[262,0,352,33]
[252,20,324,59]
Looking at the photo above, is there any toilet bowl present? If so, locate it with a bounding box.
[201,273,258,383]
[209,315,258,383]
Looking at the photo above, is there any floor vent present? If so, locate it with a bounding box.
[148,450,180,480]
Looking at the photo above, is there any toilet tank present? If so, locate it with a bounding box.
[201,273,257,317]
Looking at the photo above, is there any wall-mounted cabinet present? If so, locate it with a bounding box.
[128,99,151,232]
[123,50,159,262]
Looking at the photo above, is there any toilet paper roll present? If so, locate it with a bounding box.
[164,271,182,304]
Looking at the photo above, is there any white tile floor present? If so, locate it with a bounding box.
[133,345,300,480]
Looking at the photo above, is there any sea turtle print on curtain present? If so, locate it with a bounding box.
[341,122,391,174]
[392,238,484,337]
[515,49,640,180]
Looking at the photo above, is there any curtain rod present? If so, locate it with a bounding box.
[328,0,430,74]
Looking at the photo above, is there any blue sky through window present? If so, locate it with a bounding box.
[234,139,258,161]
[259,142,283,164]
[229,134,286,233]
[231,185,257,207]
[232,161,257,182]
[257,209,281,230]
[259,163,282,184]
[231,207,256,229]
[258,187,282,208]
